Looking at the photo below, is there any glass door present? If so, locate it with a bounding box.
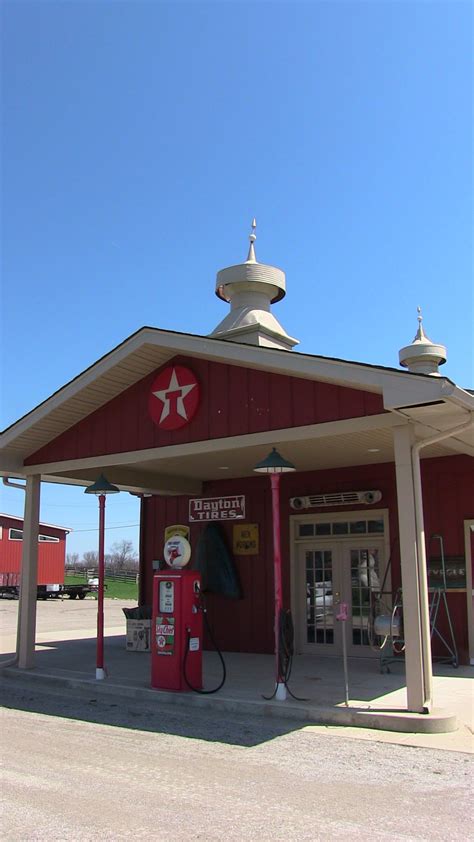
[299,545,343,655]
[296,538,386,657]
[343,542,385,657]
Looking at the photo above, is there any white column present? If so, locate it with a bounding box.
[392,426,427,713]
[17,475,41,669]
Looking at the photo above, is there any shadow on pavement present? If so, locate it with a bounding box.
[0,677,304,748]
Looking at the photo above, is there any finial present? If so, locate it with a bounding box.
[246,218,257,262]
[414,306,426,341]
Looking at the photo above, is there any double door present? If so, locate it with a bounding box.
[296,538,387,657]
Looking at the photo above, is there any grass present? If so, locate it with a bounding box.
[64,574,138,601]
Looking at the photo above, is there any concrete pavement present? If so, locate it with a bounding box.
[1,597,473,751]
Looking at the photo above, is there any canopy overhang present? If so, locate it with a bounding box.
[1,326,473,494]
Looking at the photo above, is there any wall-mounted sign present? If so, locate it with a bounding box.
[189,495,245,522]
[148,365,200,431]
[164,524,190,543]
[233,524,259,555]
[428,556,466,590]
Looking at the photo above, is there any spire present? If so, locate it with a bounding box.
[414,306,427,342]
[210,220,299,350]
[246,218,257,263]
[399,307,447,375]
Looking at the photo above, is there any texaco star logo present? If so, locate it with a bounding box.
[148,365,200,430]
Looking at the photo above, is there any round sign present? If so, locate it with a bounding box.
[157,635,166,648]
[148,365,200,431]
[164,536,192,569]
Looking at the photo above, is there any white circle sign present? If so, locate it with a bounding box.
[164,535,191,568]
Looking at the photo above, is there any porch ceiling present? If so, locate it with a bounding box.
[38,421,463,496]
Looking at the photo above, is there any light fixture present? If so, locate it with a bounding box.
[368,448,380,453]
[85,474,120,679]
[253,447,296,473]
[253,448,295,701]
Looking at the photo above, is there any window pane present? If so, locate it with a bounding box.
[299,524,314,537]
[368,519,384,534]
[350,521,367,534]
[332,521,348,535]
[315,523,331,535]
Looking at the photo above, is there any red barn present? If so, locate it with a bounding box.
[0,513,70,586]
[0,227,473,716]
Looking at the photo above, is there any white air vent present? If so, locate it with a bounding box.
[290,490,382,510]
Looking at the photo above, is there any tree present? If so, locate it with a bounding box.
[82,550,98,570]
[108,539,137,573]
[66,552,80,569]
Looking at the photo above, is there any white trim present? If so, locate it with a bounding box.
[2,325,472,455]
[8,527,60,543]
[22,413,401,475]
[290,508,391,655]
[0,513,71,533]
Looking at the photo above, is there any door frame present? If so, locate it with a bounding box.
[290,508,391,656]
[465,519,474,665]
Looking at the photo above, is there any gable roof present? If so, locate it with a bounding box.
[0,513,71,533]
[1,326,473,482]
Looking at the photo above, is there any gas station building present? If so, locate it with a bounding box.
[1,227,473,717]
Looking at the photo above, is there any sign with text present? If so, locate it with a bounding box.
[427,556,466,590]
[233,524,259,555]
[189,495,245,522]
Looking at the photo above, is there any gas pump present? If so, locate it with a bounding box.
[151,535,203,692]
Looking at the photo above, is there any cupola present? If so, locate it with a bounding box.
[399,308,447,375]
[209,220,299,350]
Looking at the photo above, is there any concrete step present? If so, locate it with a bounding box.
[0,665,459,734]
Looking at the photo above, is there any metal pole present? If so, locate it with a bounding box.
[96,494,106,680]
[270,473,286,701]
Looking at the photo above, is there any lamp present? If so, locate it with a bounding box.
[254,448,295,701]
[85,474,119,679]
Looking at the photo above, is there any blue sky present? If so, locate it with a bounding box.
[1,0,472,558]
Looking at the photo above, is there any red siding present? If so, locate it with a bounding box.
[0,517,67,585]
[140,455,473,663]
[26,357,385,465]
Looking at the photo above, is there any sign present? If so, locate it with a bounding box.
[164,524,190,543]
[189,495,245,522]
[428,556,466,590]
[148,365,200,431]
[155,616,175,655]
[233,524,259,555]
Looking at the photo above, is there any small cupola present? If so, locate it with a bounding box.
[209,220,299,350]
[399,308,447,375]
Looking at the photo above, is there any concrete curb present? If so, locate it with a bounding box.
[0,666,459,734]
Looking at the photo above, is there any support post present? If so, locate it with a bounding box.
[96,494,106,679]
[393,426,427,713]
[270,473,286,701]
[17,475,41,669]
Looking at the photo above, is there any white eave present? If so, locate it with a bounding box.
[0,326,473,474]
[0,513,72,533]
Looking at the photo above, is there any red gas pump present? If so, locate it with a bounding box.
[151,537,203,692]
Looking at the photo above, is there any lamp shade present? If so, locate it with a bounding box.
[84,473,120,495]
[253,447,296,474]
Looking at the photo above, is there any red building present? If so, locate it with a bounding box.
[0,513,70,586]
[0,225,473,715]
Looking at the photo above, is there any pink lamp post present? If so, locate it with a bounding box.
[85,474,120,679]
[254,447,296,701]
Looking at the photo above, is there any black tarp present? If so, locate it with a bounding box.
[192,523,242,599]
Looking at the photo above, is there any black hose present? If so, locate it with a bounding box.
[182,602,227,694]
[263,609,308,702]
